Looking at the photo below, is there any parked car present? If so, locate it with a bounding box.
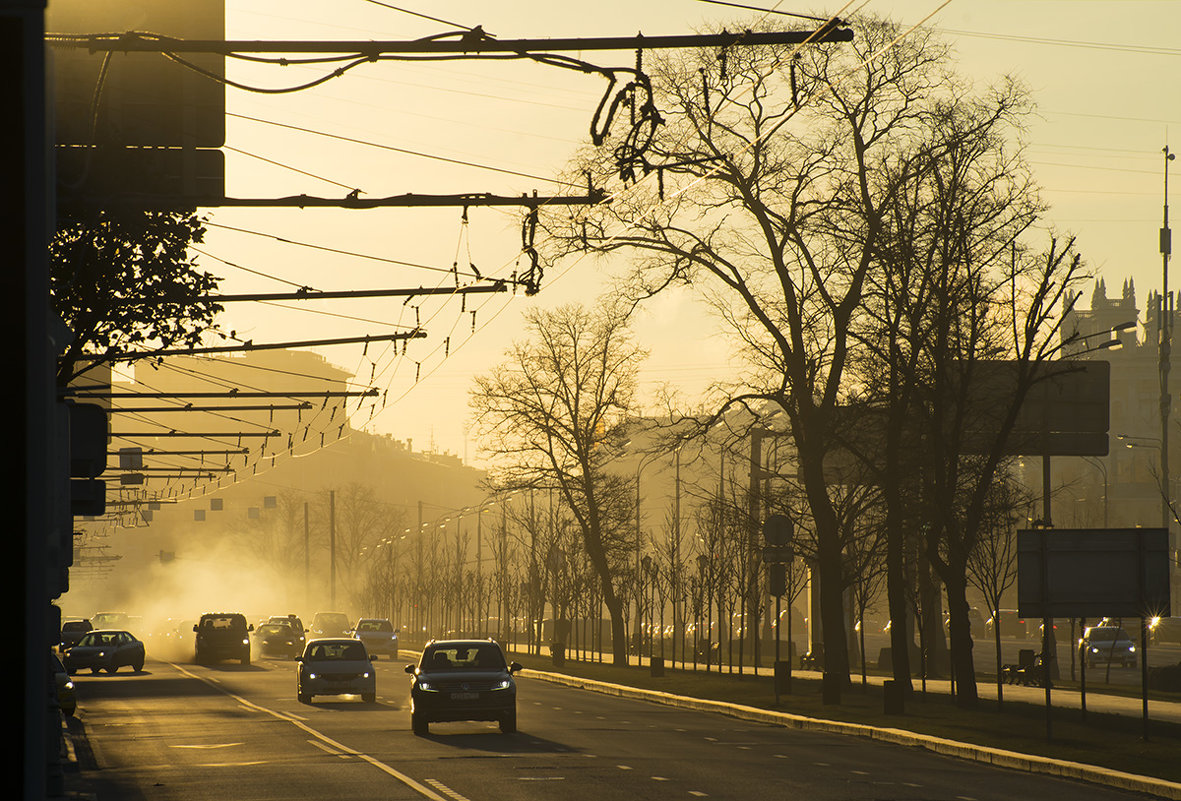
[90,612,130,630]
[194,612,253,665]
[59,618,93,650]
[51,652,76,716]
[1079,625,1138,668]
[984,609,1028,640]
[352,618,399,657]
[253,622,303,660]
[296,638,375,704]
[309,611,352,639]
[62,629,145,674]
[405,639,522,735]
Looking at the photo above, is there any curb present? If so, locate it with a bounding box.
[524,667,1181,800]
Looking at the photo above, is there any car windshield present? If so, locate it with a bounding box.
[201,616,245,630]
[306,642,367,661]
[62,622,90,632]
[78,631,123,646]
[357,620,392,632]
[1089,628,1129,641]
[314,614,349,628]
[422,644,506,671]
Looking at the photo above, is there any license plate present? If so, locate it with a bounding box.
[450,692,479,700]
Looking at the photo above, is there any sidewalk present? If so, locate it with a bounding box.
[503,645,1181,725]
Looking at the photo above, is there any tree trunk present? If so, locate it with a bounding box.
[945,573,979,708]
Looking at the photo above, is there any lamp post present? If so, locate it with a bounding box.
[641,554,654,665]
[635,450,667,664]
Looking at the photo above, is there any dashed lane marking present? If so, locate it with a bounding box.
[167,661,449,801]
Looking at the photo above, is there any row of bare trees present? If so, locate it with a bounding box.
[515,16,1085,709]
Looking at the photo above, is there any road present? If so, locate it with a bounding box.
[62,654,1163,801]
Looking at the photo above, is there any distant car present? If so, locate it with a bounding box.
[91,612,130,630]
[1079,626,1137,668]
[62,629,145,674]
[405,639,522,735]
[51,652,76,716]
[985,609,1028,640]
[352,618,399,657]
[269,615,306,640]
[59,619,93,650]
[309,611,352,639]
[1149,616,1181,645]
[253,622,303,660]
[296,638,376,704]
[194,612,253,665]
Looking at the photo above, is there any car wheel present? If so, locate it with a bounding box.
[298,692,311,704]
[499,710,517,734]
[411,712,429,736]
[104,664,117,674]
[362,692,376,704]
[90,667,101,675]
[133,661,143,673]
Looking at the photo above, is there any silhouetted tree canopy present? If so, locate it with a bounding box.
[50,209,223,385]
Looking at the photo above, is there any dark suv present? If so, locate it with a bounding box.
[194,613,254,665]
[405,639,522,735]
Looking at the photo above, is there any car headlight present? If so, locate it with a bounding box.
[1090,647,1100,653]
[494,679,512,690]
[308,673,317,680]
[1129,645,1136,652]
[97,651,107,658]
[242,639,250,645]
[64,681,74,690]
[363,672,371,679]
[417,680,435,691]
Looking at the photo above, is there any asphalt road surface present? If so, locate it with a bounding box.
[63,654,1160,801]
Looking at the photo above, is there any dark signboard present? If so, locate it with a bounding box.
[1017,528,1171,619]
[48,0,225,205]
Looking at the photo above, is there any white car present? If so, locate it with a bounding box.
[296,638,376,704]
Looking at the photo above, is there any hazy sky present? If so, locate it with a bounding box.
[172,0,1181,466]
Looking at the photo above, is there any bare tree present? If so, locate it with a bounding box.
[471,302,644,665]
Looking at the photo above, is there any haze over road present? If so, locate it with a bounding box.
[64,655,1157,801]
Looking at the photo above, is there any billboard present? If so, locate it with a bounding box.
[1017,528,1171,619]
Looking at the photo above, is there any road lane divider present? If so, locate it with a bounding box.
[521,667,1181,801]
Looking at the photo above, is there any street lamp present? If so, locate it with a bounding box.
[635,449,668,664]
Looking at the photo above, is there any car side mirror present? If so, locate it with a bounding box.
[192,625,199,632]
[509,662,523,674]
[369,654,378,661]
[404,664,416,674]
[248,624,254,632]
[295,656,303,663]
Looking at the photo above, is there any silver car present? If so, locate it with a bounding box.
[351,618,399,657]
[1079,626,1137,668]
[296,638,376,704]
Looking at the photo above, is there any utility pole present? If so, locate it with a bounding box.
[329,489,336,609]
[1162,145,1176,601]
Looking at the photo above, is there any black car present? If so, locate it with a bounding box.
[63,629,145,674]
[59,618,93,650]
[253,622,302,659]
[194,612,253,665]
[405,639,522,735]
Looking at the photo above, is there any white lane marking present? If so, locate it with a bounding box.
[170,743,243,750]
[167,661,448,801]
[850,770,869,775]
[689,792,708,797]
[308,740,349,758]
[426,779,472,801]
[519,777,566,781]
[195,761,267,767]
[653,776,670,781]
[617,765,633,770]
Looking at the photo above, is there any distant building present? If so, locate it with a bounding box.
[1041,278,1179,605]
